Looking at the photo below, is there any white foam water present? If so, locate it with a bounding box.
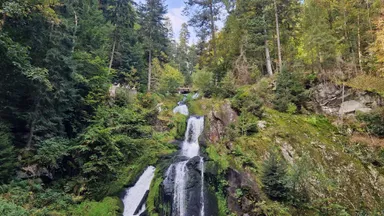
[173,104,189,116]
[182,116,204,158]
[173,116,205,215]
[122,166,156,216]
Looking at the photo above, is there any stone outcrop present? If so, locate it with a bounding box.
[312,82,382,115]
[206,100,238,143]
[227,168,261,215]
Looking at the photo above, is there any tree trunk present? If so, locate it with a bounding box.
[108,39,116,73]
[274,0,282,72]
[357,14,363,72]
[72,10,78,53]
[148,49,152,92]
[264,26,273,76]
[209,0,216,59]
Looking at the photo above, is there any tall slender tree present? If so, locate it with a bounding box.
[138,0,168,92]
[184,0,223,61]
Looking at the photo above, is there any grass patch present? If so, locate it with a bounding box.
[346,74,384,96]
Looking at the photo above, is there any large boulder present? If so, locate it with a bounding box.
[339,100,367,115]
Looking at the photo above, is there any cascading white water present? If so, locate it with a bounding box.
[182,116,204,158]
[122,166,156,216]
[173,161,187,216]
[172,116,205,216]
[173,104,189,116]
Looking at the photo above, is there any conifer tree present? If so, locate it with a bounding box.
[138,0,168,91]
[262,149,290,201]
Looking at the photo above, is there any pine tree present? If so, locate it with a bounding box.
[262,149,290,201]
[177,23,192,85]
[138,0,169,92]
[184,0,223,61]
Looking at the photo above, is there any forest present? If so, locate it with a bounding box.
[1,0,384,215]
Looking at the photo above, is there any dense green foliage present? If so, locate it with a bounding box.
[0,123,16,183]
[262,149,289,202]
[273,69,307,113]
[1,0,384,215]
[358,109,384,137]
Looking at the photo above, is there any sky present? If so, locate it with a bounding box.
[135,0,225,44]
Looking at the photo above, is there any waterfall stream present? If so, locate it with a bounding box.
[122,166,156,216]
[165,99,206,216]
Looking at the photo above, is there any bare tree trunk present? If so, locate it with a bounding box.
[264,27,273,76]
[72,10,78,53]
[108,39,116,73]
[274,0,282,72]
[357,14,363,72]
[148,49,152,92]
[209,0,216,59]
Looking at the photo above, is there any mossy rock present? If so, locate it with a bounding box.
[172,114,187,140]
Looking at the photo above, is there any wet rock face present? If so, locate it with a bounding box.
[160,156,218,216]
[206,100,238,144]
[227,168,261,215]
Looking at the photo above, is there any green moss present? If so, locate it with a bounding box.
[68,197,120,216]
[201,97,384,213]
[206,145,229,173]
[346,75,384,96]
[172,114,187,140]
[147,176,163,215]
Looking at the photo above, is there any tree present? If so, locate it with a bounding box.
[262,149,289,201]
[237,0,274,76]
[159,64,185,94]
[370,6,384,75]
[273,69,306,113]
[138,0,169,92]
[177,23,192,85]
[0,123,16,183]
[274,0,282,72]
[184,0,223,61]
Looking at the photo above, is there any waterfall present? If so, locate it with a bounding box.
[182,116,204,158]
[170,116,205,216]
[122,166,156,216]
[173,104,189,116]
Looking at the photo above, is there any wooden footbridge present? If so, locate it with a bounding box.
[177,87,192,94]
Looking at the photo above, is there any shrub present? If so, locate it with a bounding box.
[34,137,70,171]
[192,68,213,96]
[273,69,307,113]
[69,197,120,216]
[0,198,29,216]
[0,122,16,183]
[238,111,258,136]
[215,72,237,98]
[231,88,264,118]
[159,64,185,94]
[172,114,187,140]
[357,109,384,137]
